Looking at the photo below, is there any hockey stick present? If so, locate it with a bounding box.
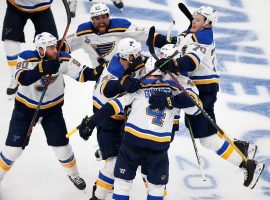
[178,3,193,29]
[185,115,206,181]
[147,26,248,162]
[166,21,175,42]
[22,0,72,149]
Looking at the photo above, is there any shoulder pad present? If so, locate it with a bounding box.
[59,52,71,61]
[108,18,131,33]
[191,28,213,45]
[76,22,94,36]
[107,54,125,78]
[19,50,39,61]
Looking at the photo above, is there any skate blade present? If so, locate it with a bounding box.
[248,144,257,159]
[249,163,265,189]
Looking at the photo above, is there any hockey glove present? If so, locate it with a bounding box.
[154,58,179,74]
[93,64,105,81]
[36,60,61,75]
[119,75,142,93]
[124,56,145,76]
[79,116,95,141]
[149,91,174,110]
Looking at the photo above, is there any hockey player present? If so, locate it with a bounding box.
[152,7,265,189]
[2,0,58,98]
[78,38,143,200]
[0,32,102,192]
[65,2,148,68]
[78,56,201,200]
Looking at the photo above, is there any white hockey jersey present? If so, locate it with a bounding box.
[177,28,220,92]
[106,77,200,151]
[15,50,88,115]
[92,53,129,120]
[65,18,149,67]
[7,0,52,13]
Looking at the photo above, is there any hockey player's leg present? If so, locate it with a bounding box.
[93,157,116,200]
[147,182,166,200]
[112,178,132,200]
[0,146,23,182]
[200,134,243,166]
[52,144,86,190]
[4,40,20,97]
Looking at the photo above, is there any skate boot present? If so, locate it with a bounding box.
[6,76,18,96]
[234,139,257,159]
[89,183,105,200]
[68,175,86,190]
[241,159,265,189]
[68,0,77,17]
[111,0,124,9]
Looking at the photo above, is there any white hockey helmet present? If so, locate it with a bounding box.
[159,44,177,59]
[140,57,162,77]
[35,32,57,57]
[193,6,218,27]
[89,3,110,18]
[117,38,142,61]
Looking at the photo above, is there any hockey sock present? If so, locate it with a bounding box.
[112,178,132,200]
[0,146,23,180]
[4,40,21,77]
[52,144,79,177]
[200,134,242,166]
[95,157,116,199]
[141,173,167,198]
[147,182,165,200]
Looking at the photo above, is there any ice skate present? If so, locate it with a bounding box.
[234,139,257,159]
[241,159,265,189]
[68,175,86,190]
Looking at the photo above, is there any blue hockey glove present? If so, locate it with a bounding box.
[149,92,174,110]
[79,116,95,141]
[119,75,142,93]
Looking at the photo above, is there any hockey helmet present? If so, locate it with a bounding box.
[193,6,218,27]
[117,38,142,61]
[35,32,57,57]
[159,44,177,59]
[89,3,110,18]
[140,57,162,77]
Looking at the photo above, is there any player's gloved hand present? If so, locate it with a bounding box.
[93,64,105,81]
[36,60,61,75]
[124,56,145,75]
[149,91,174,110]
[167,36,177,44]
[79,116,95,141]
[119,75,142,93]
[154,58,179,74]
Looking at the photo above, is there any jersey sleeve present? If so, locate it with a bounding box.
[108,93,135,115]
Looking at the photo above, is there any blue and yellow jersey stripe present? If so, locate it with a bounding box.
[124,123,171,143]
[189,74,220,85]
[96,172,114,190]
[15,92,64,110]
[186,53,200,71]
[8,0,52,13]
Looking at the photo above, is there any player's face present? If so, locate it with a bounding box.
[44,44,58,59]
[191,13,206,32]
[92,14,110,34]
